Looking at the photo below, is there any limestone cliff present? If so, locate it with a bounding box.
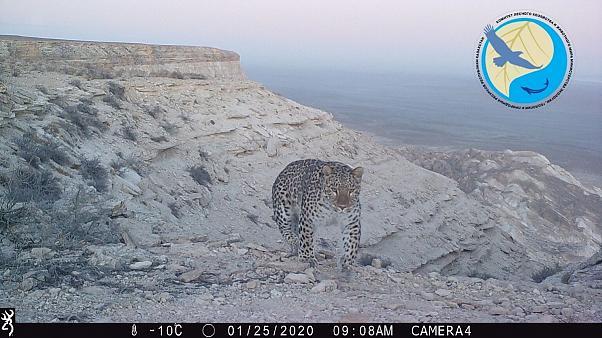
[0,35,244,80]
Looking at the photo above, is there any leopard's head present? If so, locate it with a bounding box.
[322,163,364,212]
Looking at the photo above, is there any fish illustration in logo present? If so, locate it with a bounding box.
[521,78,549,95]
[484,24,541,69]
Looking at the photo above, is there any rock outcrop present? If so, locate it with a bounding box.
[546,249,602,289]
[400,146,602,268]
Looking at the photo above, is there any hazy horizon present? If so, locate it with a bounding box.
[1,0,601,81]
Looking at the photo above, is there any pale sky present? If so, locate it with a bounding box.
[1,0,600,80]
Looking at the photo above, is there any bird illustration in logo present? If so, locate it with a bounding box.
[484,24,541,69]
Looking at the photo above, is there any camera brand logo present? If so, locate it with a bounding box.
[476,11,573,109]
[1,309,14,337]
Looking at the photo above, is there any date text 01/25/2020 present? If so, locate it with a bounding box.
[226,324,395,337]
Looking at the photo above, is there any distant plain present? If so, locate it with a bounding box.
[247,67,602,187]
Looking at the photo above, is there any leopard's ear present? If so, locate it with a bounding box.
[352,166,364,180]
[322,165,333,176]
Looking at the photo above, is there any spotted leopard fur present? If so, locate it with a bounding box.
[272,159,364,270]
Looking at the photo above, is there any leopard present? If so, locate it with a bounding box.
[272,159,364,271]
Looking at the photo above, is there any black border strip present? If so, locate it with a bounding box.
[9,323,602,338]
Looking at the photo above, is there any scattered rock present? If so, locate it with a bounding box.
[23,270,48,282]
[532,305,547,313]
[284,273,311,284]
[383,303,402,310]
[157,292,173,303]
[199,293,214,301]
[266,137,279,157]
[81,286,110,296]
[246,280,260,289]
[178,269,204,283]
[304,268,316,282]
[113,175,142,196]
[166,264,189,273]
[190,235,209,243]
[226,233,243,244]
[30,247,54,259]
[348,307,360,314]
[546,301,564,309]
[534,315,556,323]
[110,201,129,218]
[419,291,436,301]
[388,274,403,283]
[477,298,495,307]
[435,289,451,297]
[20,278,36,291]
[512,307,525,316]
[460,303,475,310]
[266,261,310,272]
[86,244,140,271]
[561,308,574,317]
[121,230,137,247]
[245,243,269,252]
[371,258,383,269]
[489,306,509,316]
[129,261,153,270]
[428,272,439,279]
[311,280,337,293]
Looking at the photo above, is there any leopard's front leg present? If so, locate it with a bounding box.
[298,213,318,268]
[339,216,361,272]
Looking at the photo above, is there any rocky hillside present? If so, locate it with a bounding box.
[400,146,602,267]
[0,36,600,322]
